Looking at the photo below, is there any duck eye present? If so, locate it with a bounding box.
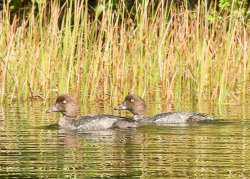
[62,100,67,104]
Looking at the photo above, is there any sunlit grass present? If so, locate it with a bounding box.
[0,0,250,109]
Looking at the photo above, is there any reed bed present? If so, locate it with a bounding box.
[0,0,250,108]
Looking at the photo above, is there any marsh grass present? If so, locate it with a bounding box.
[0,0,250,110]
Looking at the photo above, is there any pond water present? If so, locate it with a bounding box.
[1,100,250,178]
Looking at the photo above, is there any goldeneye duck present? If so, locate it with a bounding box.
[115,94,147,121]
[47,95,137,131]
[115,94,213,124]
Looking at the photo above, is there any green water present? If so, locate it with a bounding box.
[1,101,250,178]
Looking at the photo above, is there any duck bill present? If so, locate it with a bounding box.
[46,105,59,113]
[114,102,128,110]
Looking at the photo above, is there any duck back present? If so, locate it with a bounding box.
[152,112,213,124]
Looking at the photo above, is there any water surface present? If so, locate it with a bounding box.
[0,101,250,178]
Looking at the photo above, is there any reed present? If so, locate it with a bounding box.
[0,0,249,108]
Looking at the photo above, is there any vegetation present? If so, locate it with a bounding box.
[0,0,250,107]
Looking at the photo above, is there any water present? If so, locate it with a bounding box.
[1,101,250,178]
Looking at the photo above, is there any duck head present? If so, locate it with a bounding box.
[47,95,80,118]
[115,94,146,120]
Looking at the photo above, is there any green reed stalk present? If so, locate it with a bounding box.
[0,0,249,111]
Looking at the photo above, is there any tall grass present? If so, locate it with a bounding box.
[0,0,250,107]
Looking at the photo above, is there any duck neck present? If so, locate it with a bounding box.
[62,109,80,120]
[133,115,145,121]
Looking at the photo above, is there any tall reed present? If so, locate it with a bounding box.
[0,0,249,109]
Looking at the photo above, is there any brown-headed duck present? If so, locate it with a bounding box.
[115,94,213,124]
[47,95,137,131]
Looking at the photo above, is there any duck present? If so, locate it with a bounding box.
[115,94,213,124]
[47,94,137,131]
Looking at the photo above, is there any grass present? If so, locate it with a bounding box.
[0,0,250,109]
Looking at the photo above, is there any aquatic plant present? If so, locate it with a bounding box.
[0,0,250,108]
